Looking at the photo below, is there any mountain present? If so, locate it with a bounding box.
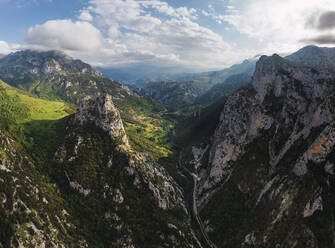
[0,50,116,103]
[0,54,6,59]
[136,81,203,111]
[133,61,254,112]
[97,65,188,83]
[133,59,256,91]
[0,81,201,247]
[176,52,335,247]
[195,73,251,106]
[50,94,200,247]
[286,45,335,69]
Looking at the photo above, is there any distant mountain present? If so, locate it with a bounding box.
[97,65,187,83]
[0,54,6,59]
[195,73,251,106]
[134,60,254,111]
[136,81,203,111]
[286,45,335,69]
[134,59,256,91]
[0,50,106,102]
[0,49,101,78]
[0,49,163,113]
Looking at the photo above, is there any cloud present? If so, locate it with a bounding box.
[25,19,103,52]
[219,0,335,53]
[201,3,238,24]
[78,10,93,22]
[69,0,246,69]
[0,40,21,54]
[302,34,335,45]
[90,0,162,33]
[23,0,257,70]
[306,11,335,31]
[318,11,335,30]
[0,41,11,54]
[140,1,197,19]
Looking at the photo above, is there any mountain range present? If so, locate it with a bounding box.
[0,45,335,247]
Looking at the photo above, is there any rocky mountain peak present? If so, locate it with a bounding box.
[286,45,335,69]
[252,53,335,103]
[75,94,129,146]
[252,54,292,102]
[0,49,102,77]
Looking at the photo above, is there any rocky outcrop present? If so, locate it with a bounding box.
[75,94,129,146]
[190,53,335,247]
[53,94,199,247]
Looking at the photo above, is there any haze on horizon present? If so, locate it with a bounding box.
[1,0,335,72]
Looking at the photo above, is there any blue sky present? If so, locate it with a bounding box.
[1,0,335,71]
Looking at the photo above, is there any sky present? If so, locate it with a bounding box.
[1,0,335,72]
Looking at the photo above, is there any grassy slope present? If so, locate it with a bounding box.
[0,80,74,121]
[0,80,75,154]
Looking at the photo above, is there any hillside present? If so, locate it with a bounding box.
[178,52,335,247]
[0,79,75,150]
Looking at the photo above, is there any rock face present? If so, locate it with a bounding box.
[53,94,199,247]
[190,53,335,247]
[75,94,129,146]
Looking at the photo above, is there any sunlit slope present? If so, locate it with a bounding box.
[0,80,74,124]
[0,80,75,149]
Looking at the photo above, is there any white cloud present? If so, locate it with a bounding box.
[221,0,335,52]
[25,19,104,52]
[0,40,22,54]
[78,10,93,21]
[90,0,162,33]
[23,0,255,70]
[0,41,11,54]
[69,0,244,69]
[139,1,197,19]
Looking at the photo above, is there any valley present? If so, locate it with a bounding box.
[0,45,335,247]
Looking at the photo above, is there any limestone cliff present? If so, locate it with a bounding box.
[190,54,335,247]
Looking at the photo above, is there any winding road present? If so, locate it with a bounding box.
[176,148,218,248]
[191,173,218,248]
